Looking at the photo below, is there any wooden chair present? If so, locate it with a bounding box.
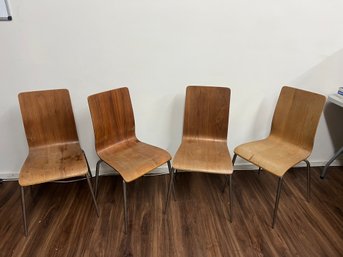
[232,86,326,228]
[18,89,99,236]
[87,87,172,233]
[165,86,234,220]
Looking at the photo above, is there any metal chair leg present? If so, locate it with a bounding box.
[222,153,237,192]
[321,146,343,179]
[86,175,100,217]
[258,167,262,175]
[83,151,93,179]
[304,160,311,202]
[95,160,102,198]
[20,186,28,236]
[229,174,233,222]
[232,153,237,165]
[164,165,175,214]
[222,176,229,193]
[167,160,176,201]
[123,180,128,234]
[272,177,283,228]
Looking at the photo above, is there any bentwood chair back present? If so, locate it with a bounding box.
[88,87,136,153]
[19,89,79,148]
[233,86,326,227]
[18,89,99,236]
[270,86,325,152]
[183,86,230,141]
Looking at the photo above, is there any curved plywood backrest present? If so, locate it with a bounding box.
[18,89,79,149]
[183,86,230,141]
[88,87,136,152]
[271,86,326,151]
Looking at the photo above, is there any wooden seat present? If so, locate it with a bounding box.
[233,86,326,227]
[98,141,171,183]
[87,87,172,232]
[20,143,89,186]
[18,89,99,236]
[173,140,232,174]
[165,86,233,220]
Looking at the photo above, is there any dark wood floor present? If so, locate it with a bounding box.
[0,166,342,257]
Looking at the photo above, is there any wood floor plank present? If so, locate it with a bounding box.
[0,167,342,257]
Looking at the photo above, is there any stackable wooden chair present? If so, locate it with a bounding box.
[87,87,172,233]
[18,89,99,236]
[165,86,234,221]
[231,86,326,227]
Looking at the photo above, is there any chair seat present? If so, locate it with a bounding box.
[19,143,88,186]
[173,139,233,174]
[234,135,310,177]
[98,140,171,183]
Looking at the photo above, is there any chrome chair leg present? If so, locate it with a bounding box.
[232,153,237,166]
[321,146,343,179]
[123,180,128,234]
[95,160,103,198]
[86,174,99,217]
[304,160,311,202]
[272,177,283,228]
[20,186,28,236]
[222,153,236,192]
[83,151,93,179]
[164,165,175,214]
[258,167,262,174]
[229,174,233,222]
[222,176,229,193]
[167,160,176,201]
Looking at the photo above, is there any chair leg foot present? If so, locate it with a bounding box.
[272,177,283,228]
[123,180,128,234]
[86,175,100,217]
[20,186,28,236]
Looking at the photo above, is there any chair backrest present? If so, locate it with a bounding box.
[270,86,326,151]
[183,86,230,141]
[18,89,79,149]
[88,87,136,152]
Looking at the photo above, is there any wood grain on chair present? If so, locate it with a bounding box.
[233,86,326,227]
[88,87,171,183]
[18,89,87,186]
[19,144,88,186]
[234,86,326,177]
[166,86,233,221]
[18,89,99,236]
[173,86,233,174]
[88,87,172,233]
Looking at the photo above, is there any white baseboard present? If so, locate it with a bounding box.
[92,159,343,176]
[1,160,342,180]
[0,172,19,181]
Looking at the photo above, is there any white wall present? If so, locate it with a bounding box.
[1,0,343,178]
